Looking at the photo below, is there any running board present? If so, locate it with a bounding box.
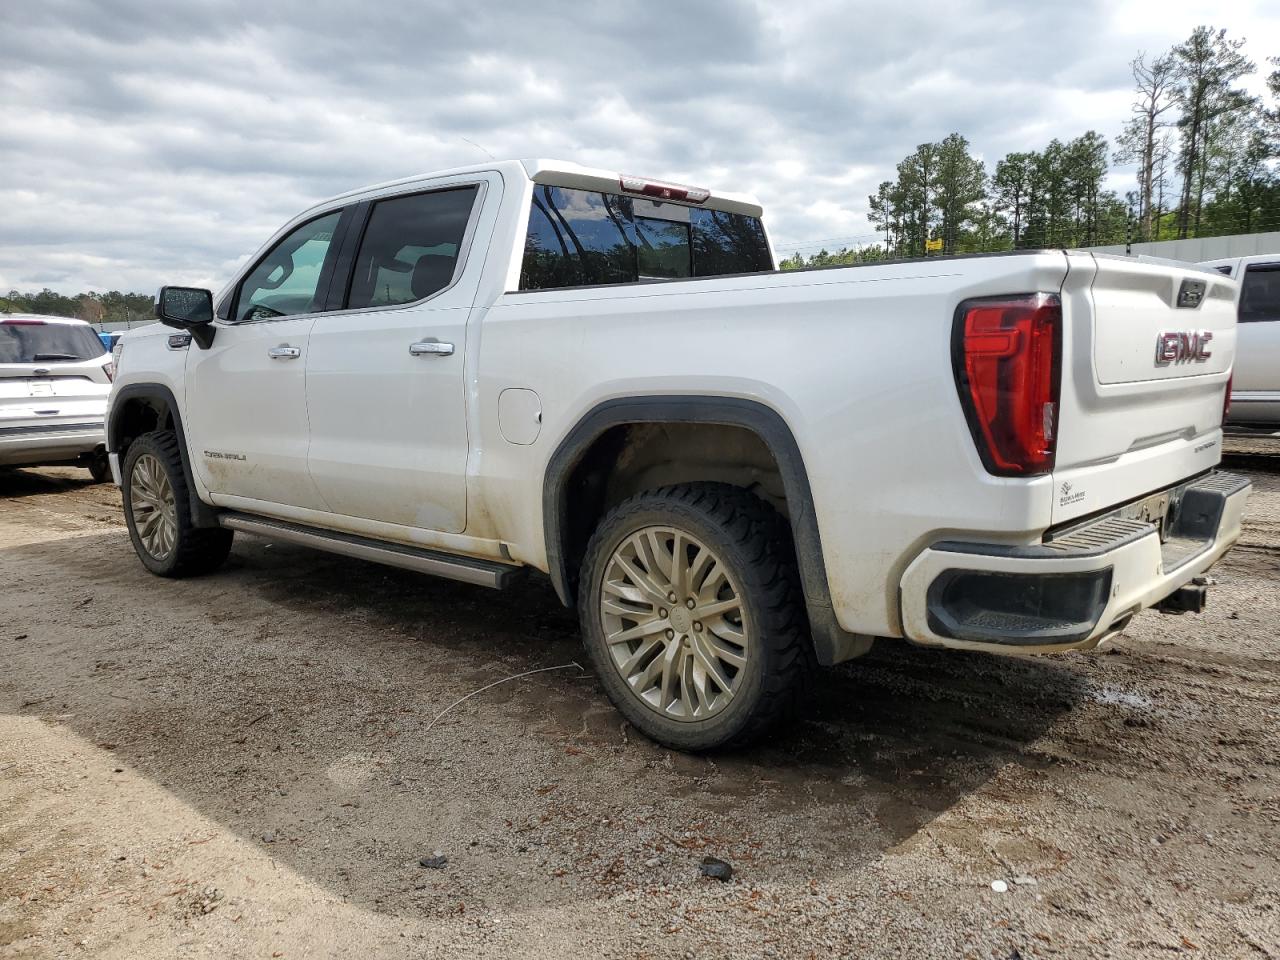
[218,512,520,589]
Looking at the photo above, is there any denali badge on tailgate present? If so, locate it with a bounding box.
[1155,330,1213,365]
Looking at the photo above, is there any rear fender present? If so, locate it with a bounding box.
[543,395,870,666]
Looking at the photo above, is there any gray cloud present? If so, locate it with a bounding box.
[2,0,1278,293]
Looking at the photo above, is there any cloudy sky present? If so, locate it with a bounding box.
[2,0,1278,295]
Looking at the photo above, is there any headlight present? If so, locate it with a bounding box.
[111,339,124,365]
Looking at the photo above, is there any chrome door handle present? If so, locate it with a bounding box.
[268,345,301,360]
[409,340,454,357]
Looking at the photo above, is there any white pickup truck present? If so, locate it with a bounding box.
[1201,254,1280,429]
[108,159,1250,750]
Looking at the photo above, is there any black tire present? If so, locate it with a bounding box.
[87,450,111,484]
[577,482,812,751]
[122,430,233,577]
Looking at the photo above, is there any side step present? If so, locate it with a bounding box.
[218,512,521,590]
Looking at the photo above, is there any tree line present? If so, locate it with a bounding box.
[1,289,155,325]
[4,24,1278,298]
[782,25,1280,269]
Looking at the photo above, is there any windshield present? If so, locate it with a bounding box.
[0,322,106,363]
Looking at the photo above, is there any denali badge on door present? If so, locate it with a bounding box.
[1155,330,1213,365]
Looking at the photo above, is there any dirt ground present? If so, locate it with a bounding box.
[1,444,1278,960]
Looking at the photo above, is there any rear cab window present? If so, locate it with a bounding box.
[519,185,771,291]
[1240,263,1280,323]
[0,321,105,364]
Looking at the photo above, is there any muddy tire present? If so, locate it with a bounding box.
[578,482,812,751]
[87,450,111,484]
[122,430,233,578]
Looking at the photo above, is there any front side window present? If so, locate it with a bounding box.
[1240,264,1280,323]
[519,185,771,291]
[347,186,479,310]
[236,210,343,323]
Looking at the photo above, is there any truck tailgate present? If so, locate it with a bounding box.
[1051,253,1237,525]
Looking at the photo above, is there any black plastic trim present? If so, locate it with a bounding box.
[926,567,1113,645]
[542,395,854,666]
[931,521,1152,560]
[107,383,219,528]
[322,201,370,312]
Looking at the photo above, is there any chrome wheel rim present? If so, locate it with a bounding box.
[599,525,749,722]
[129,453,177,560]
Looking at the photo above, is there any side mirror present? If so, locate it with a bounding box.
[155,286,215,348]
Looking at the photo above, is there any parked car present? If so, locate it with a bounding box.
[1,314,113,481]
[1200,254,1280,429]
[107,159,1249,750]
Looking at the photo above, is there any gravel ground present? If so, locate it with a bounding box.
[1,443,1278,959]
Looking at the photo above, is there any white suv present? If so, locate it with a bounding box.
[0,314,113,481]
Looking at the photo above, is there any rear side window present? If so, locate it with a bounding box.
[523,187,635,288]
[519,185,771,290]
[347,186,479,310]
[1240,263,1280,323]
[0,322,104,363]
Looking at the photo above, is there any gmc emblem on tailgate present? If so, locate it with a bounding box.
[1155,330,1213,365]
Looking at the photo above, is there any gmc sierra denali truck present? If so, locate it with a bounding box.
[107,159,1250,750]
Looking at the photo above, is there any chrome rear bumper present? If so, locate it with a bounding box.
[899,471,1251,654]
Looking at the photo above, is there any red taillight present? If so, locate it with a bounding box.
[1223,373,1232,423]
[0,318,46,325]
[953,294,1061,476]
[103,361,116,382]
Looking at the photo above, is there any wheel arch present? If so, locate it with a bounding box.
[109,383,219,528]
[542,395,868,666]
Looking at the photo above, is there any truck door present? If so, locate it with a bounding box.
[305,175,498,533]
[186,208,348,510]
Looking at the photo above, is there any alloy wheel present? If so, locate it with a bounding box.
[598,525,749,721]
[129,453,178,560]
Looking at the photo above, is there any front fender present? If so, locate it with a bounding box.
[108,382,219,528]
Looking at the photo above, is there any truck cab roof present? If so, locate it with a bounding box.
[308,158,764,219]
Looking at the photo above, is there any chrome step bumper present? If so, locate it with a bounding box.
[899,470,1252,654]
